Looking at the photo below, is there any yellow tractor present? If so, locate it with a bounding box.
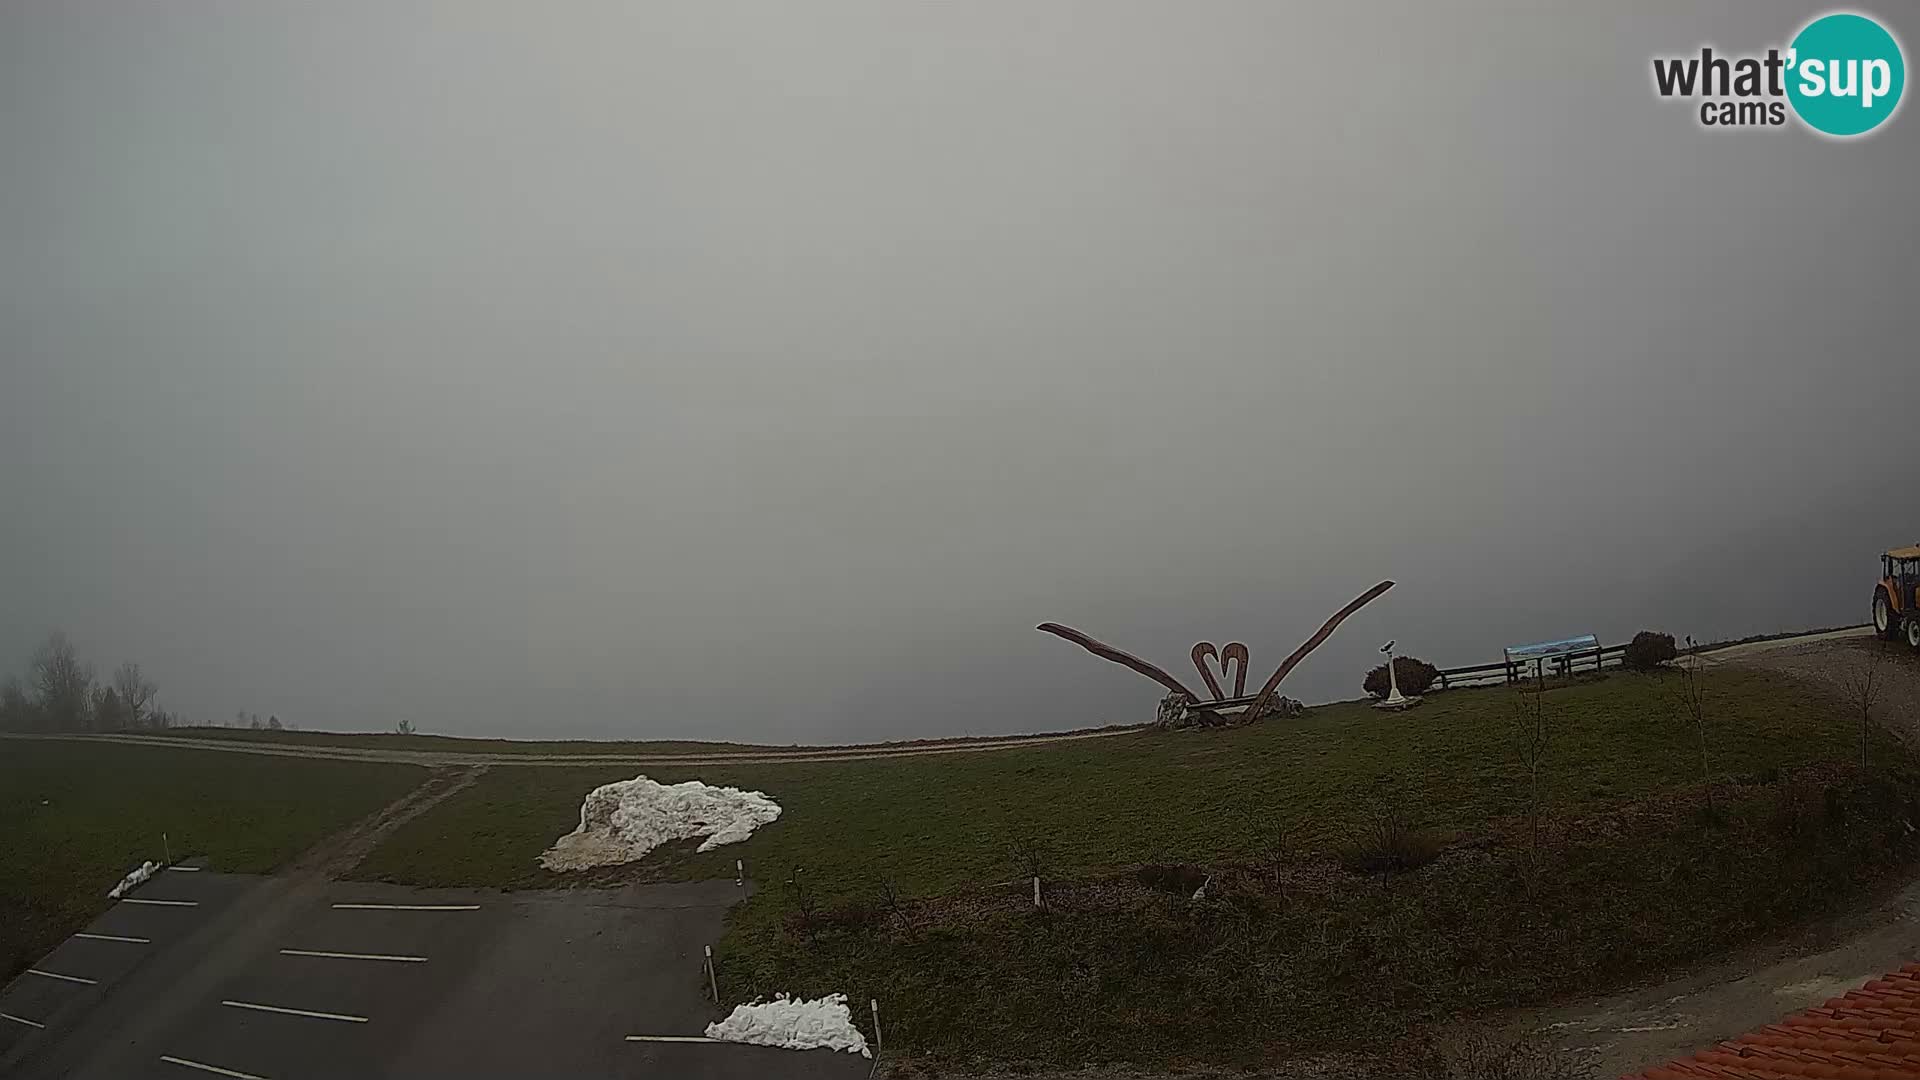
[1874,545,1920,648]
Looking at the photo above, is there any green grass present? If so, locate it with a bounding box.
[743,763,1920,1070]
[141,727,773,755]
[138,724,1125,756]
[356,667,1862,894]
[353,665,1917,1069]
[1,741,423,980]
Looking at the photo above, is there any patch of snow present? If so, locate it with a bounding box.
[538,776,781,871]
[705,993,871,1057]
[108,860,160,900]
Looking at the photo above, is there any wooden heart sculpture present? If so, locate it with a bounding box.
[1191,642,1250,701]
[1037,580,1394,719]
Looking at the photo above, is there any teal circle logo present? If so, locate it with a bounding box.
[1787,12,1905,136]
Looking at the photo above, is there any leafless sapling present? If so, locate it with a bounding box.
[1835,640,1891,768]
[1669,636,1714,810]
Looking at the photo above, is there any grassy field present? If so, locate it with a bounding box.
[354,665,1918,1069]
[138,724,1127,756]
[357,666,1869,892]
[1,741,422,980]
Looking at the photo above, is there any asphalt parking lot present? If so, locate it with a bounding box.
[1,863,253,1060]
[1,872,867,1079]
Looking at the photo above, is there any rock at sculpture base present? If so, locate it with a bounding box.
[1156,692,1307,729]
[1259,695,1308,720]
[1156,693,1193,729]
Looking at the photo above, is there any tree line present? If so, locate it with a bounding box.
[1,631,174,732]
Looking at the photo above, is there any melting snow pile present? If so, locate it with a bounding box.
[705,993,871,1057]
[107,860,160,900]
[538,775,781,871]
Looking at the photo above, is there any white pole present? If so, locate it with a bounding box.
[163,832,172,865]
[735,859,744,886]
[870,999,883,1057]
[1032,874,1041,908]
[704,944,718,1003]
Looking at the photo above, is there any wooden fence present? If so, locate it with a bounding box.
[1433,642,1631,691]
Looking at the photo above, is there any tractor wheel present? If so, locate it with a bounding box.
[1908,616,1920,650]
[1876,588,1900,641]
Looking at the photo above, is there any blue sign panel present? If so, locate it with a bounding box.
[1503,634,1599,661]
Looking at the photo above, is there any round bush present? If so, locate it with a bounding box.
[1623,630,1678,671]
[1364,656,1439,698]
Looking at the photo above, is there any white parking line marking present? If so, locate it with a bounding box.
[1,1011,45,1029]
[76,931,151,944]
[167,865,203,872]
[624,1035,722,1043]
[330,895,480,903]
[160,1055,269,1079]
[120,897,198,907]
[280,949,426,963]
[27,968,97,985]
[220,1000,368,1023]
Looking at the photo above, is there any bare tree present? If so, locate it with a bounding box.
[784,866,819,937]
[1835,641,1890,768]
[1234,806,1294,890]
[874,874,910,927]
[0,675,37,731]
[1668,636,1713,809]
[90,686,127,730]
[112,662,157,729]
[395,718,416,735]
[1511,665,1551,868]
[267,714,283,730]
[30,632,94,731]
[1009,834,1051,910]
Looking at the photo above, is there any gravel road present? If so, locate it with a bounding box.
[1707,627,1920,746]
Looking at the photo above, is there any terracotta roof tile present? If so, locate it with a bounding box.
[1623,970,1920,1080]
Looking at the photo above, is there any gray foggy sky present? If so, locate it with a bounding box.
[3,2,1916,742]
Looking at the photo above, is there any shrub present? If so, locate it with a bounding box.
[1364,656,1440,698]
[1136,863,1209,895]
[805,898,881,937]
[1623,630,1678,671]
[1411,1027,1594,1080]
[1340,809,1443,875]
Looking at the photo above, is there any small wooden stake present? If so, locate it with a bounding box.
[1032,875,1041,908]
[870,998,883,1057]
[735,859,744,886]
[163,832,172,865]
[704,944,718,1003]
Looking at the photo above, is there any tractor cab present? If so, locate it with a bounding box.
[1875,545,1920,648]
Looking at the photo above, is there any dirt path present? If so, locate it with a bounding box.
[0,725,1140,768]
[288,764,488,877]
[1533,871,1920,1076]
[1531,629,1920,1076]
[1696,626,1920,745]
